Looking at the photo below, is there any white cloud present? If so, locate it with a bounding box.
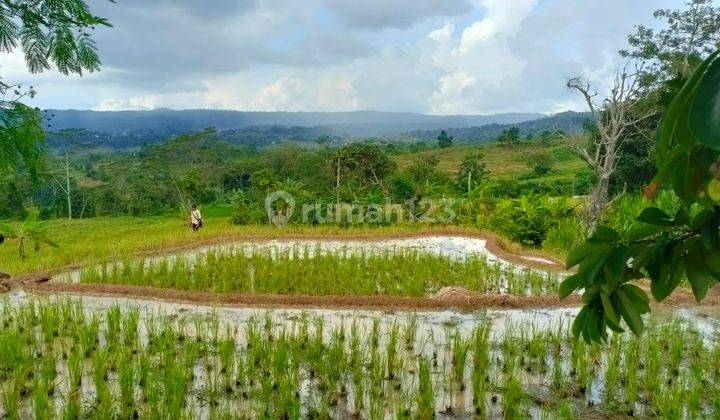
[94,95,161,111]
[0,0,680,114]
[246,75,358,112]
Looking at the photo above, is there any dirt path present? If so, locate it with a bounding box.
[26,282,581,312]
[21,281,720,313]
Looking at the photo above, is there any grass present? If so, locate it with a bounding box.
[78,249,562,297]
[0,297,718,418]
[394,140,586,181]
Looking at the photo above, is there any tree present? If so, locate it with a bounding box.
[250,168,277,192]
[406,155,440,183]
[315,135,332,148]
[561,50,720,343]
[45,129,92,219]
[527,152,555,176]
[436,130,453,148]
[567,63,655,232]
[620,0,720,86]
[611,0,720,194]
[0,0,111,177]
[457,153,488,193]
[496,127,520,145]
[332,143,396,198]
[0,1,110,275]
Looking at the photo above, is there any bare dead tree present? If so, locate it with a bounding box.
[48,151,73,219]
[567,62,655,232]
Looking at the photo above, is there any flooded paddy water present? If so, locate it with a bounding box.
[4,235,720,418]
[1,291,719,418]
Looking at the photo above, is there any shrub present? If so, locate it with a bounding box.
[389,174,416,202]
[481,195,577,247]
[526,152,555,176]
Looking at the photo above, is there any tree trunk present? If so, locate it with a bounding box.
[588,174,610,233]
[335,158,341,205]
[65,153,72,219]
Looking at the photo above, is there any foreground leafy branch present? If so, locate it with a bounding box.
[561,49,720,343]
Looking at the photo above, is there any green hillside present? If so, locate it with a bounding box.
[395,139,587,182]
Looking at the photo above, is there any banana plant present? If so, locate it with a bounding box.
[0,208,58,261]
[561,50,720,343]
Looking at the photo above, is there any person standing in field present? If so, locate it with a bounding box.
[190,204,203,232]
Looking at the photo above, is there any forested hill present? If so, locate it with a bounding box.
[42,109,588,150]
[403,111,590,144]
[44,109,543,136]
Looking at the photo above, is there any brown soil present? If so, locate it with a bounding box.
[22,280,720,313]
[26,282,581,312]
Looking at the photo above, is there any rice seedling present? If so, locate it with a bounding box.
[502,373,526,418]
[403,314,418,351]
[471,322,490,416]
[32,372,54,419]
[77,248,561,298]
[603,335,621,406]
[3,364,28,418]
[416,357,435,419]
[450,332,470,389]
[386,322,400,380]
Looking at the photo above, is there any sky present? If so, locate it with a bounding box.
[0,0,680,115]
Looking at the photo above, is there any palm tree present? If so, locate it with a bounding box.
[0,208,58,260]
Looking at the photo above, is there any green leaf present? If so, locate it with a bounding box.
[616,288,644,336]
[700,211,720,251]
[689,53,720,150]
[657,50,718,158]
[671,154,691,200]
[702,243,720,273]
[682,147,717,201]
[621,284,650,308]
[559,273,584,300]
[579,246,613,285]
[628,242,655,269]
[566,241,605,269]
[588,226,621,243]
[653,259,684,302]
[604,245,628,285]
[637,207,674,226]
[626,224,665,242]
[653,148,685,184]
[582,285,600,303]
[692,209,713,229]
[572,306,588,339]
[600,293,619,325]
[686,241,713,301]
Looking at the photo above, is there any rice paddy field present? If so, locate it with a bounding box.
[2,223,719,419]
[0,297,718,418]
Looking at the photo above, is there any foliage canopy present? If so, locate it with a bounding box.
[561,50,720,342]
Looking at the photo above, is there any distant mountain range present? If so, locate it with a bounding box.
[45,109,543,136]
[404,111,590,144]
[42,109,589,149]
